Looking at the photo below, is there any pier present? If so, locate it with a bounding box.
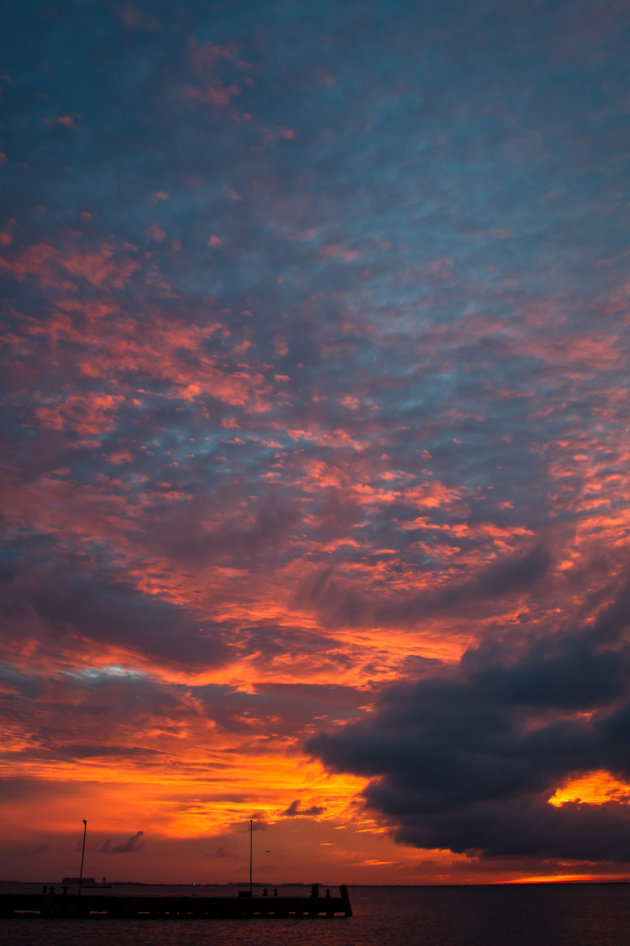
[0,885,352,919]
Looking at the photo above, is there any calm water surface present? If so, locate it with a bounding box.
[2,883,630,946]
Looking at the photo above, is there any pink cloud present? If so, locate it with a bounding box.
[147,224,167,242]
[184,84,240,107]
[61,244,140,288]
[319,245,360,262]
[259,125,297,148]
[35,392,125,436]
[0,243,75,290]
[184,40,243,108]
[189,41,238,75]
[0,241,141,291]
[20,304,274,412]
[57,114,80,129]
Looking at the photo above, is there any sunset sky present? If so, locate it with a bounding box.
[2,0,630,886]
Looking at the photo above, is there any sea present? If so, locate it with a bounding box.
[2,882,630,946]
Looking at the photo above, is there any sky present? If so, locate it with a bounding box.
[1,0,630,886]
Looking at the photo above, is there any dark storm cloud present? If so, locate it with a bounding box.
[309,578,630,861]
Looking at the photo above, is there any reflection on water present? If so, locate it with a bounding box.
[2,884,630,946]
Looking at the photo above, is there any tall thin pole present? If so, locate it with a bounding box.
[78,819,87,895]
[249,818,253,895]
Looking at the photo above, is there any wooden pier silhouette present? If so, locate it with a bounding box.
[0,884,352,919]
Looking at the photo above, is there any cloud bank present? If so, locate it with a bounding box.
[310,577,630,861]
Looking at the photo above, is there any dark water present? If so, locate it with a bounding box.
[2,883,630,946]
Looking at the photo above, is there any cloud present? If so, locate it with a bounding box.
[55,745,161,761]
[2,0,630,885]
[55,114,81,129]
[0,241,140,290]
[295,542,553,630]
[183,39,242,108]
[101,830,144,854]
[309,577,630,862]
[283,799,326,817]
[34,392,125,436]
[0,534,230,670]
[212,845,235,858]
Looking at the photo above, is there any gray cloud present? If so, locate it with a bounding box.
[282,799,326,817]
[0,535,229,670]
[309,579,630,861]
[296,542,552,630]
[101,830,145,854]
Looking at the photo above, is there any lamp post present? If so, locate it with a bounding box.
[78,819,87,896]
[249,818,253,896]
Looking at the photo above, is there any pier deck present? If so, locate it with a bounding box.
[0,887,352,919]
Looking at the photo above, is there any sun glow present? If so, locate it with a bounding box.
[548,771,630,807]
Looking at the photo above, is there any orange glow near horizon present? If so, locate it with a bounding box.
[504,873,630,885]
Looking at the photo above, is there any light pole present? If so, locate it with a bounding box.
[249,819,253,896]
[78,819,87,896]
